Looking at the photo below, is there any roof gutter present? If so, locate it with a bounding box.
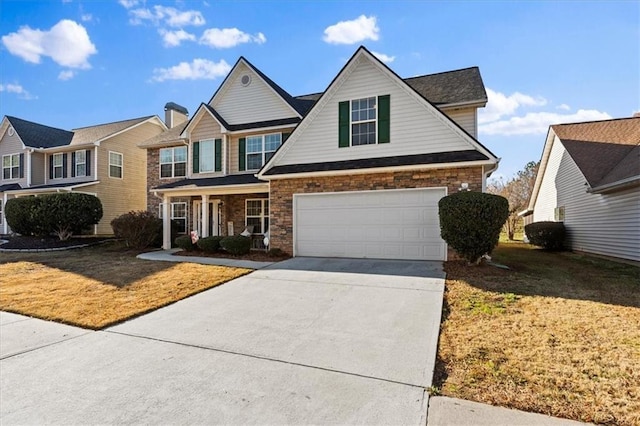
[587,176,640,194]
[32,142,97,153]
[482,158,500,192]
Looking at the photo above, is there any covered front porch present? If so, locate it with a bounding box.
[152,175,270,250]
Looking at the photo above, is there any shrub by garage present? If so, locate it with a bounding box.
[525,221,566,250]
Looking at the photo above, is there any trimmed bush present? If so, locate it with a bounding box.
[266,248,287,258]
[111,211,162,249]
[4,197,48,236]
[44,193,103,240]
[197,236,224,252]
[439,191,509,264]
[175,235,197,251]
[220,235,251,255]
[525,221,566,250]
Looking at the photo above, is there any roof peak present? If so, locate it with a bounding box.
[71,115,154,131]
[552,116,640,129]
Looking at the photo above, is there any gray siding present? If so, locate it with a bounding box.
[533,137,640,261]
[189,112,224,178]
[441,107,477,138]
[0,128,27,188]
[31,151,45,185]
[44,149,95,185]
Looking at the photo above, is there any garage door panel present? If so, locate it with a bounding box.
[294,188,446,261]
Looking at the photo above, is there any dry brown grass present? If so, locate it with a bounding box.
[436,241,640,425]
[0,242,251,329]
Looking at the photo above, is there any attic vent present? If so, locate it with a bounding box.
[240,74,251,87]
[7,126,14,136]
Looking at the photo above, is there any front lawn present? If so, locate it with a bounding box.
[436,241,640,425]
[0,242,251,329]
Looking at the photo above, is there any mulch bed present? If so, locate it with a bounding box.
[174,250,291,262]
[0,236,111,250]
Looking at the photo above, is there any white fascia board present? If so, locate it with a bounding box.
[588,176,640,194]
[7,180,100,195]
[439,100,487,109]
[527,128,556,211]
[260,159,496,181]
[152,182,268,197]
[226,123,298,135]
[181,105,227,137]
[34,142,96,153]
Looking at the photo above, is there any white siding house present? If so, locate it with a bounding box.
[528,117,640,262]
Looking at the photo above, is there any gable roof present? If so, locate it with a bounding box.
[552,117,640,188]
[404,67,487,106]
[70,116,158,145]
[5,116,74,149]
[138,121,188,148]
[259,46,497,179]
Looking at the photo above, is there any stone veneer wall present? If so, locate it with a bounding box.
[269,166,484,256]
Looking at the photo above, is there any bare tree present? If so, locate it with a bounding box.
[488,161,539,240]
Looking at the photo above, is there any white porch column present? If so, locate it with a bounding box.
[201,194,209,237]
[162,195,171,250]
[2,193,7,234]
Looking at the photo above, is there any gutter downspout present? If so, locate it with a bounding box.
[482,158,501,192]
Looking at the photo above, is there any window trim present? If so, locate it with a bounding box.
[2,153,20,180]
[52,153,64,180]
[74,150,86,178]
[159,202,188,234]
[159,146,187,179]
[245,133,282,171]
[109,151,123,179]
[245,198,269,235]
[350,96,377,146]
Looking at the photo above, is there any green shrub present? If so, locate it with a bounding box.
[197,236,224,252]
[175,235,197,251]
[525,221,566,250]
[266,248,287,258]
[111,211,162,249]
[43,193,103,240]
[220,235,251,255]
[439,191,509,264]
[4,197,48,236]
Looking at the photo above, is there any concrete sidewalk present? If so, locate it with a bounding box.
[136,248,276,269]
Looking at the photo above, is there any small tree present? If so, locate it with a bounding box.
[111,211,162,249]
[43,193,103,240]
[439,191,509,265]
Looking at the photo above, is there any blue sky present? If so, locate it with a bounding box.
[1,0,638,180]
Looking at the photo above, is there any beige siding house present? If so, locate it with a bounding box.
[141,47,499,260]
[0,115,166,235]
[524,117,640,261]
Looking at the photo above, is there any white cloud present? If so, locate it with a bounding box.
[323,15,379,45]
[0,83,36,100]
[199,28,266,48]
[58,70,76,80]
[371,51,395,63]
[2,19,97,69]
[159,29,195,47]
[556,103,571,111]
[119,0,139,9]
[129,5,205,27]
[151,58,231,82]
[81,13,93,22]
[479,109,612,136]
[478,88,547,124]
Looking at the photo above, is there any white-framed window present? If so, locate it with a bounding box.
[109,151,123,179]
[246,199,269,234]
[246,133,281,170]
[160,146,187,178]
[2,154,20,180]
[159,202,188,234]
[75,150,86,177]
[199,139,215,173]
[52,153,64,179]
[351,97,377,146]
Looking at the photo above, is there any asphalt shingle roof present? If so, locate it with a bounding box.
[138,122,188,148]
[6,116,74,149]
[552,117,640,188]
[404,67,487,105]
[154,173,264,190]
[71,116,154,145]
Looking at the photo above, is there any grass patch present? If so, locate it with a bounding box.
[0,242,251,329]
[437,241,640,426]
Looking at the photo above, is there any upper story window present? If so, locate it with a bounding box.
[193,139,221,174]
[339,95,390,148]
[160,146,187,178]
[2,154,21,180]
[52,153,64,179]
[74,150,86,177]
[245,133,282,171]
[109,151,123,179]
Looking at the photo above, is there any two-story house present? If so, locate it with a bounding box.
[0,115,166,235]
[142,46,499,260]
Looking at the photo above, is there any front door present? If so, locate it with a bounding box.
[193,200,218,237]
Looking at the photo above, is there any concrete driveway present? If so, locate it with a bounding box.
[0,257,445,425]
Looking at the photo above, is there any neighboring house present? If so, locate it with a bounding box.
[523,117,640,262]
[0,115,166,235]
[141,46,499,260]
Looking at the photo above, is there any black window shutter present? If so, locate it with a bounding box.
[62,153,68,178]
[71,152,76,177]
[192,142,200,174]
[238,138,246,171]
[86,150,91,176]
[282,132,291,142]
[338,101,350,148]
[214,139,222,172]
[378,95,390,144]
[19,153,24,178]
[49,156,54,180]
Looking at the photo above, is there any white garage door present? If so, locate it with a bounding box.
[294,188,447,261]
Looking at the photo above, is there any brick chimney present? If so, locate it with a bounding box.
[164,102,188,128]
